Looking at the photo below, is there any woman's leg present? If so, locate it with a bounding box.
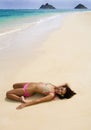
[6,88,24,102]
[13,83,27,89]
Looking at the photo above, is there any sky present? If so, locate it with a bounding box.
[0,0,91,9]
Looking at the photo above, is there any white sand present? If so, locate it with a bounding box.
[0,12,91,130]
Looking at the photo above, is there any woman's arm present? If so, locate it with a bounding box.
[16,93,55,109]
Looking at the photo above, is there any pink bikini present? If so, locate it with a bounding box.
[23,83,30,97]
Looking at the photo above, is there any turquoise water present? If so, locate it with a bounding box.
[0,9,67,31]
[0,9,72,34]
[0,9,90,50]
[0,9,66,23]
[0,9,89,20]
[0,9,77,25]
[0,9,70,18]
[0,9,90,31]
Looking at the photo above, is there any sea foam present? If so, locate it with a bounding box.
[0,13,67,50]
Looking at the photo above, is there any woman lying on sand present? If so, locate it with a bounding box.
[6,82,76,109]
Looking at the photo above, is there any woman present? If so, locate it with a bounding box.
[6,82,76,109]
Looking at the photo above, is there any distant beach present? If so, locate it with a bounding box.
[0,9,91,130]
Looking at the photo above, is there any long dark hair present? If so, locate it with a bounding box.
[56,84,76,99]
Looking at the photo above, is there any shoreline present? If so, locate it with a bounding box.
[0,13,65,50]
[0,11,91,130]
[1,9,89,35]
[0,10,69,35]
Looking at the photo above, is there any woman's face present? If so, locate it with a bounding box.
[56,86,67,96]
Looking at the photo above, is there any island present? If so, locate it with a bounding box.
[39,3,56,9]
[74,4,87,9]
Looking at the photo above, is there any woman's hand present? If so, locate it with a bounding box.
[16,103,26,110]
[16,101,33,110]
[21,96,29,103]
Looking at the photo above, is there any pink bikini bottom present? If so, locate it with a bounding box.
[23,83,30,97]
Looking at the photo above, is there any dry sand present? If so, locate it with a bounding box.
[0,12,91,130]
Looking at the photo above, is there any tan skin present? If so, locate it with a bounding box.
[6,82,67,110]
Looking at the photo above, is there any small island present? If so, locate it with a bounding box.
[74,4,87,9]
[39,3,56,9]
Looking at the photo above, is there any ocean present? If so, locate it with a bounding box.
[0,9,89,50]
[0,9,72,33]
[0,9,70,49]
